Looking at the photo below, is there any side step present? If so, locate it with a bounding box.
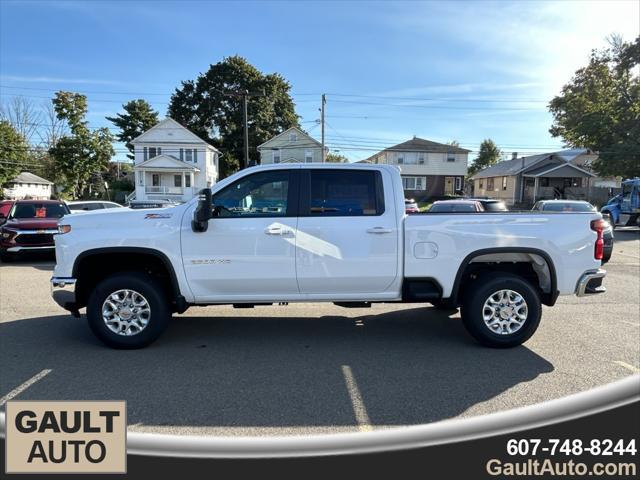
[232,303,273,308]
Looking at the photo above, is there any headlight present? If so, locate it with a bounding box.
[1,228,16,239]
[57,225,72,234]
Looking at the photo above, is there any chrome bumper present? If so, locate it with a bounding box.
[6,245,55,252]
[576,269,607,297]
[51,277,79,314]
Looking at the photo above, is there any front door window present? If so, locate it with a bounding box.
[152,174,160,186]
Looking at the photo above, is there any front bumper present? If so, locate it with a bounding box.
[51,277,79,314]
[5,245,55,252]
[575,268,607,296]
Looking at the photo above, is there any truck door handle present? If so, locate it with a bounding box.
[264,226,293,236]
[366,227,393,234]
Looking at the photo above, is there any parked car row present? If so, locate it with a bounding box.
[0,198,176,261]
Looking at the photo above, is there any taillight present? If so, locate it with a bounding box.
[591,219,605,260]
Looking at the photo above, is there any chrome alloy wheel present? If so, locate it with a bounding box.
[102,289,151,336]
[482,289,528,335]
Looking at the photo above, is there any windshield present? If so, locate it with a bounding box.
[482,201,507,212]
[542,202,594,212]
[430,203,477,213]
[10,202,69,219]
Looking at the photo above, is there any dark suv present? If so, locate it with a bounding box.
[0,200,70,261]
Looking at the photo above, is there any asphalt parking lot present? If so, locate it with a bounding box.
[1,228,639,436]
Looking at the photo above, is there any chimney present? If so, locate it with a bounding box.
[512,152,518,160]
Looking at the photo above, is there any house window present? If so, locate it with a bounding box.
[487,178,495,191]
[402,176,427,190]
[152,174,160,186]
[455,177,462,191]
[540,177,549,187]
[174,175,182,187]
[289,132,297,142]
[502,177,508,191]
[447,152,456,162]
[479,180,484,189]
[397,156,404,164]
[273,149,281,163]
[418,154,425,164]
[305,150,313,163]
[185,175,191,188]
[148,147,160,158]
[193,149,197,162]
[185,149,193,162]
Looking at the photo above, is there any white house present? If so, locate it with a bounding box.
[258,127,328,164]
[3,172,53,200]
[364,137,470,199]
[129,118,220,203]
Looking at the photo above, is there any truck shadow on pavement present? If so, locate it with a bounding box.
[1,308,554,431]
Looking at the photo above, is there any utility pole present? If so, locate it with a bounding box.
[320,94,326,162]
[224,89,266,168]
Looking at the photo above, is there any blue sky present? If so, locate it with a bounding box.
[1,0,638,163]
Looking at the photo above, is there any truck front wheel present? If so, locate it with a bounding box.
[461,274,541,348]
[87,272,170,349]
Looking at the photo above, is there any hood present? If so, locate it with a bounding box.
[3,218,60,230]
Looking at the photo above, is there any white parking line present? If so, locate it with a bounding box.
[0,369,52,406]
[341,365,372,432]
[613,361,640,374]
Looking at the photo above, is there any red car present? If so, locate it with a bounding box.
[0,200,70,261]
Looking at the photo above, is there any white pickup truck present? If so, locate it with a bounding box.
[51,163,607,349]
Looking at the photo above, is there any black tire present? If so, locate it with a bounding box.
[461,274,541,348]
[87,272,170,349]
[0,249,15,262]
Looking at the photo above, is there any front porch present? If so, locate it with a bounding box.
[522,162,595,203]
[133,154,200,203]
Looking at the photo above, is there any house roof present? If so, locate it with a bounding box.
[131,118,218,151]
[10,172,53,185]
[368,137,471,160]
[471,148,593,179]
[257,126,324,149]
[133,154,200,171]
[523,162,595,178]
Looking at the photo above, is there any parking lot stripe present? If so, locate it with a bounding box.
[613,361,640,373]
[0,369,52,406]
[341,365,372,432]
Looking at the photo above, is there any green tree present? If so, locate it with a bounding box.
[549,36,640,178]
[325,152,349,163]
[0,120,31,189]
[49,91,114,198]
[106,99,159,160]
[168,55,299,177]
[469,139,502,176]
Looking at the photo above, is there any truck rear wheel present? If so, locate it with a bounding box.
[87,272,170,349]
[461,274,541,348]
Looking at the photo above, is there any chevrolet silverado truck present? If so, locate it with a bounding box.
[51,164,607,349]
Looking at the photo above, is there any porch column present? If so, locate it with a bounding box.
[182,172,186,192]
[533,177,539,202]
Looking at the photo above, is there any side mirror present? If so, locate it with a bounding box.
[192,188,213,232]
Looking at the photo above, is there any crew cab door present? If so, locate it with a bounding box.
[181,168,300,301]
[295,168,399,295]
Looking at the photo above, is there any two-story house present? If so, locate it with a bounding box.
[129,118,220,203]
[364,137,470,199]
[258,127,328,164]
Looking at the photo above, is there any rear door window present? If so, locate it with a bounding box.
[304,170,384,216]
